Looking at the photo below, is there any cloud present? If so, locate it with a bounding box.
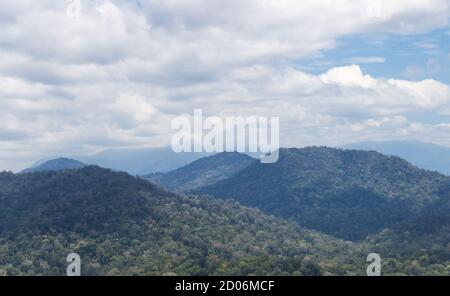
[344,57,386,64]
[0,0,450,170]
[320,65,378,87]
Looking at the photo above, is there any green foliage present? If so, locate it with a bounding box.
[0,148,448,276]
[197,147,449,241]
[0,167,362,276]
[361,194,450,275]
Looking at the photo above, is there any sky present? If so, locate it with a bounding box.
[1,0,450,171]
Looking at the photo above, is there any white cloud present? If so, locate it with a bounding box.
[320,65,378,88]
[1,0,450,170]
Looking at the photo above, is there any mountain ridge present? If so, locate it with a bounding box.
[144,152,256,192]
[345,140,450,175]
[0,159,447,275]
[194,147,450,241]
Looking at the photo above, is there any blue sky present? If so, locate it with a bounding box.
[297,27,450,127]
[299,29,450,83]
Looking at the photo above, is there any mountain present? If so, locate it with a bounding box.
[0,166,362,276]
[76,147,211,175]
[345,140,450,176]
[21,158,86,173]
[195,147,450,241]
[145,152,256,192]
[1,158,447,275]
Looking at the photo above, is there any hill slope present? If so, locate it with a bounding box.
[145,152,256,192]
[21,158,86,173]
[363,193,450,275]
[345,140,450,175]
[0,167,361,276]
[195,147,450,241]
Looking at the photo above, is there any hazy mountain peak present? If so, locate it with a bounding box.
[21,158,86,173]
[145,152,256,192]
[76,147,211,175]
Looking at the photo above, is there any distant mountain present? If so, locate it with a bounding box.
[76,147,211,175]
[195,147,450,241]
[21,158,85,173]
[0,166,362,276]
[145,152,256,192]
[345,140,450,175]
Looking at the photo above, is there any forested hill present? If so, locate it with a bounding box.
[0,166,362,276]
[195,147,450,241]
[144,152,256,192]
